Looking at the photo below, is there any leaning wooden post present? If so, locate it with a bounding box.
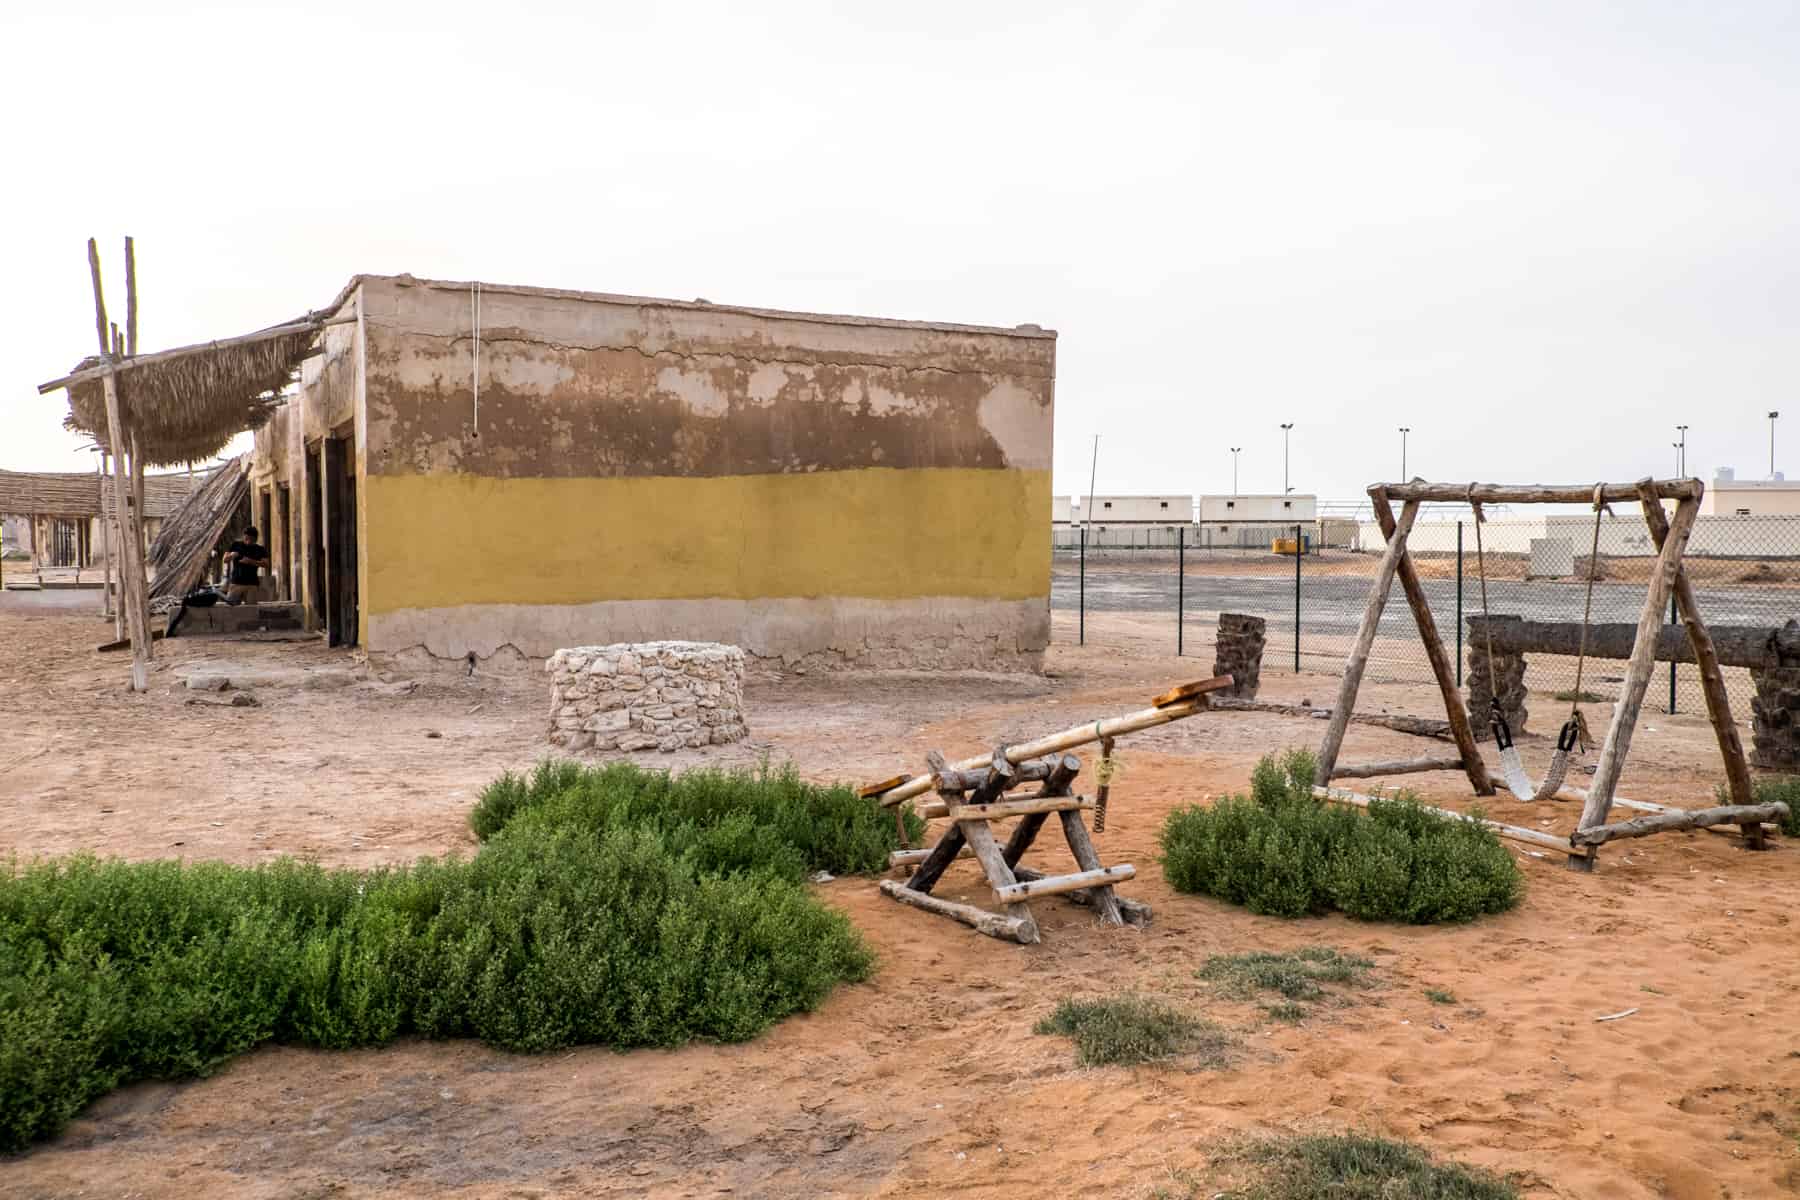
[97,452,115,626]
[1314,492,1421,785]
[87,240,149,691]
[1639,483,1761,846]
[1579,491,1701,841]
[1369,487,1495,795]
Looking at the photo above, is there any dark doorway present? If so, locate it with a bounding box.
[307,442,325,628]
[323,435,359,647]
[258,489,273,596]
[277,484,293,602]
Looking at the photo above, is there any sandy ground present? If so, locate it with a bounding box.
[2,595,1798,1199]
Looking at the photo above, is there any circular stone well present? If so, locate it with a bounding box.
[547,641,748,753]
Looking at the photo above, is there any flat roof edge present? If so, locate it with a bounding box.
[343,274,1057,341]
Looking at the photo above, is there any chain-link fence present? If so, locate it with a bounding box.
[1052,514,1800,717]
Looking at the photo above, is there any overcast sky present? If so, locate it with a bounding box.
[3,1,1795,504]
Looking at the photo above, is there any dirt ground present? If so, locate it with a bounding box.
[2,595,1798,1199]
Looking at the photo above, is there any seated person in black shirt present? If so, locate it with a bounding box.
[223,527,270,605]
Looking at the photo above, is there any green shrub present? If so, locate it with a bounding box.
[1199,946,1373,1003]
[1034,995,1234,1068]
[470,759,925,877]
[0,761,898,1153]
[1227,1132,1520,1199]
[1159,752,1521,923]
[1723,774,1800,837]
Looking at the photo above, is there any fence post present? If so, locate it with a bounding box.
[1455,520,1464,688]
[1079,525,1087,646]
[1668,591,1677,714]
[1177,525,1185,656]
[1293,522,1302,672]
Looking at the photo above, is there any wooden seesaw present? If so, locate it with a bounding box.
[859,676,1234,944]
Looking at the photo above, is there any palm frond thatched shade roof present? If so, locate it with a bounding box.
[40,314,328,468]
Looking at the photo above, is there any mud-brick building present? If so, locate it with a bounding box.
[0,468,196,568]
[250,276,1056,670]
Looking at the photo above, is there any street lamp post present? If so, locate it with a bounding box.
[1673,442,1682,476]
[1771,412,1781,478]
[1675,424,1688,476]
[1399,426,1411,480]
[1229,447,1241,496]
[1280,423,1294,494]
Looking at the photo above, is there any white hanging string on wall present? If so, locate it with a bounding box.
[471,280,482,435]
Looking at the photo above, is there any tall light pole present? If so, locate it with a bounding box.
[1280,423,1294,494]
[1771,412,1781,478]
[1399,426,1411,481]
[1673,442,1682,476]
[1229,447,1241,496]
[1675,424,1688,476]
[1084,434,1100,535]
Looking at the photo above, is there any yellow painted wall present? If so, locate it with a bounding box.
[363,467,1048,613]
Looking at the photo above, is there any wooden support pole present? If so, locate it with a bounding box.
[1212,698,1454,739]
[1013,867,1152,925]
[890,845,975,868]
[1580,492,1701,836]
[1315,785,1576,856]
[878,880,1037,943]
[87,239,148,692]
[1329,755,1470,780]
[1570,803,1788,847]
[873,683,1228,807]
[960,818,1038,941]
[1056,808,1127,925]
[1639,486,1761,846]
[1314,493,1421,785]
[993,864,1136,904]
[1370,488,1495,795]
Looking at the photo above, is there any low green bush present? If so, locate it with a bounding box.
[1722,774,1800,837]
[0,761,910,1153]
[1160,751,1521,923]
[471,759,926,877]
[1034,995,1234,1068]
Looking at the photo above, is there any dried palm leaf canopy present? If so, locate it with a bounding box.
[147,456,250,608]
[49,316,323,468]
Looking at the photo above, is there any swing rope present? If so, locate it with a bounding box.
[1470,485,1607,801]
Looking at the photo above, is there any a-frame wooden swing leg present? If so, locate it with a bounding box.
[1315,493,1424,786]
[1638,487,1764,849]
[1577,495,1701,859]
[1369,489,1496,797]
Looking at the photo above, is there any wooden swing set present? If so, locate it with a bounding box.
[1313,479,1787,870]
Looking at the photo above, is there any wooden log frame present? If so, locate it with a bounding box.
[1315,478,1764,873]
[880,739,1142,942]
[1329,755,1468,780]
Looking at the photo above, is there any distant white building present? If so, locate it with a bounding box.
[1701,467,1800,516]
[1063,494,1193,525]
[1197,493,1315,527]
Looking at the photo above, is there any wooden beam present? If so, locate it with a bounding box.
[878,880,1038,943]
[1580,492,1701,836]
[1381,480,1702,504]
[1370,487,1495,795]
[87,239,149,693]
[1014,867,1152,925]
[1570,803,1789,847]
[993,864,1136,904]
[1315,785,1576,856]
[875,699,1207,807]
[124,235,138,357]
[960,817,1038,941]
[1313,493,1421,786]
[891,845,976,868]
[1329,755,1469,780]
[1151,675,1234,708]
[928,796,1094,821]
[1639,487,1760,845]
[1057,808,1127,925]
[932,754,1069,794]
[1466,613,1798,671]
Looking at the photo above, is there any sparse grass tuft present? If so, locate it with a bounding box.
[1199,947,1374,1021]
[1035,995,1235,1068]
[1424,988,1457,1005]
[1552,689,1605,703]
[1224,1132,1521,1199]
[1160,751,1522,923]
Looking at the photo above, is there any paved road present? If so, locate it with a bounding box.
[1053,564,1799,635]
